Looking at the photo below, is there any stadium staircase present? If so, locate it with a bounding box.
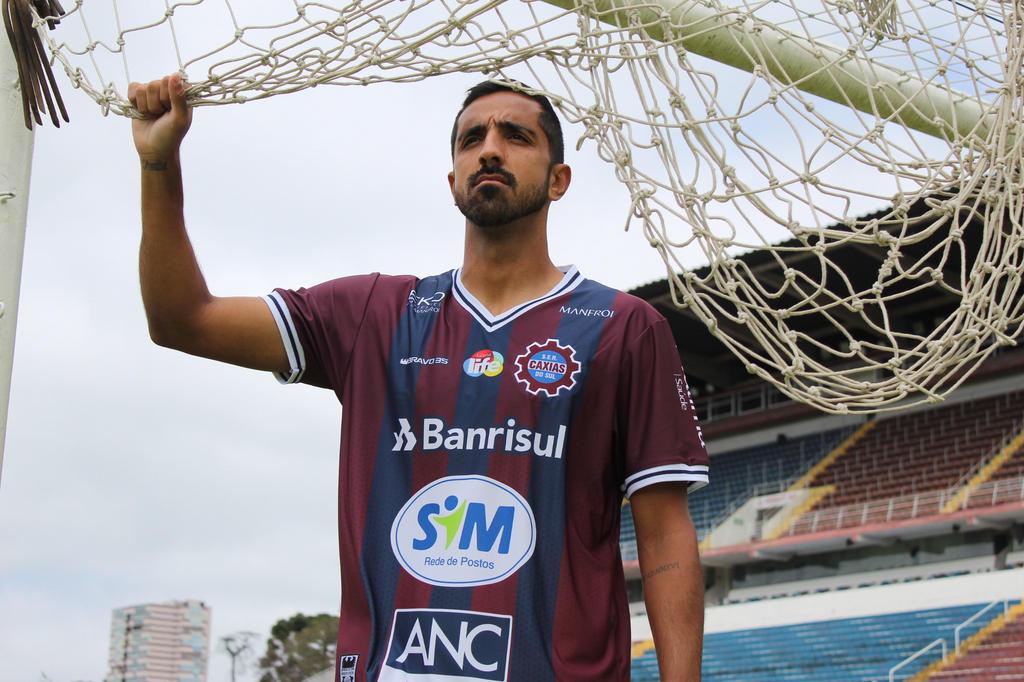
[786,391,1024,534]
[903,600,1024,681]
[925,606,1024,680]
[629,604,1000,681]
[961,426,1024,511]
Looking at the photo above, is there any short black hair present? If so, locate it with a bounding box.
[450,81,564,166]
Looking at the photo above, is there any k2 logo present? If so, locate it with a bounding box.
[409,289,445,313]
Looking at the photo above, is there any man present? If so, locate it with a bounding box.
[128,73,709,681]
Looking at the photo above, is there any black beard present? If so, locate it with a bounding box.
[454,170,550,229]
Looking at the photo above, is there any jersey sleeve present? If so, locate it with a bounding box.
[617,317,710,499]
[262,274,380,390]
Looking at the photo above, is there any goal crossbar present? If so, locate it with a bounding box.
[542,0,995,142]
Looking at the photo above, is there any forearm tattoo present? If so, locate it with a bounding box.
[642,561,681,581]
[141,159,169,171]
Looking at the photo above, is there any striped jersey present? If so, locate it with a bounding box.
[263,265,709,682]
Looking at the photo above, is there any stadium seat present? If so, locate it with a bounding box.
[630,602,1016,681]
[789,391,1024,535]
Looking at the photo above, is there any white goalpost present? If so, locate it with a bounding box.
[0,0,1020,421]
[0,29,34,480]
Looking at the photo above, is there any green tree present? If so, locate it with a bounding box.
[258,612,339,682]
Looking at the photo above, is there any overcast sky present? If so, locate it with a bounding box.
[0,67,684,682]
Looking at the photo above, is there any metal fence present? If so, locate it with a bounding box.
[786,475,1024,536]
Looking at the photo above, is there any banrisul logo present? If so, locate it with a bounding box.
[381,609,512,682]
[391,417,567,459]
[391,475,536,587]
[463,349,504,377]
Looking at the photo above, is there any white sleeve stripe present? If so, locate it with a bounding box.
[624,473,709,499]
[262,293,306,384]
[622,463,709,489]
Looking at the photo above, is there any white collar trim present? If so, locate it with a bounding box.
[451,265,583,332]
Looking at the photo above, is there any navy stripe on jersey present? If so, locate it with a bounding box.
[452,266,583,332]
[511,282,618,682]
[361,274,450,681]
[427,322,514,614]
[622,463,710,498]
[263,291,306,384]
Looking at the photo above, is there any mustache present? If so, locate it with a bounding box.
[470,166,516,188]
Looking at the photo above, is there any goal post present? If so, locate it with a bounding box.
[0,29,35,482]
[542,0,994,142]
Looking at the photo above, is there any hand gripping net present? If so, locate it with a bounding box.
[12,0,1023,413]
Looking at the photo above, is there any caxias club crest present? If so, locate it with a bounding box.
[514,339,581,398]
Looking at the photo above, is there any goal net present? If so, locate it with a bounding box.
[6,0,1022,413]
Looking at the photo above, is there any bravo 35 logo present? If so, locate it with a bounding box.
[391,475,536,587]
[514,339,581,398]
[380,609,512,682]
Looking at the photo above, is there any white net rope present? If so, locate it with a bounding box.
[23,0,1024,413]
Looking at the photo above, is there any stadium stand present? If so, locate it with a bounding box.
[624,237,1024,681]
[925,603,1024,681]
[689,428,853,534]
[787,391,1024,534]
[629,572,1024,681]
[619,428,852,559]
[633,603,993,681]
[964,426,1024,510]
[620,504,638,562]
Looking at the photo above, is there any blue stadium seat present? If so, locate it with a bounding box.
[630,602,1008,681]
[619,427,853,558]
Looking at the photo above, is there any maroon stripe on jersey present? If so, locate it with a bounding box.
[551,290,633,681]
[335,289,412,677]
[390,306,475,611]
[469,298,567,667]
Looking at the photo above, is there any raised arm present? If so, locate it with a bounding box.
[129,74,288,373]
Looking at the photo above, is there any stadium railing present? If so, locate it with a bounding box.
[888,600,1012,681]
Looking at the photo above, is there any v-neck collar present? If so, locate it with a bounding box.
[451,265,583,332]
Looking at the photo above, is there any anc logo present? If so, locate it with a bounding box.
[391,475,536,587]
[514,339,581,398]
[463,349,504,377]
[381,609,512,682]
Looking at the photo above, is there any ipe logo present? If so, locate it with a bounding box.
[463,349,504,377]
[380,609,512,682]
[391,475,536,587]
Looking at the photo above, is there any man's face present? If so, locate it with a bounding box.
[449,92,557,229]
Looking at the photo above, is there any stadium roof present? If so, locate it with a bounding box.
[628,200,1007,399]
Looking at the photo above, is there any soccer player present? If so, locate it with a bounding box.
[128,73,710,681]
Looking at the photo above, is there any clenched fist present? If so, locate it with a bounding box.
[128,74,193,161]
